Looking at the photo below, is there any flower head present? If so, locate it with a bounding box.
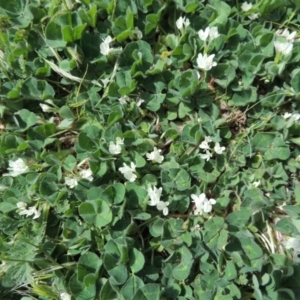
[79,169,93,181]
[248,13,259,20]
[118,95,130,105]
[209,27,220,40]
[147,186,163,206]
[109,142,122,155]
[65,177,78,189]
[191,193,216,215]
[275,28,297,42]
[196,53,217,71]
[100,36,113,56]
[241,2,258,19]
[4,158,29,177]
[283,112,292,119]
[109,137,124,155]
[252,180,260,187]
[274,41,293,55]
[17,202,27,209]
[146,147,164,164]
[131,27,143,40]
[284,237,300,263]
[176,16,190,30]
[203,198,216,213]
[198,27,210,41]
[60,292,71,300]
[292,113,300,121]
[40,103,52,112]
[17,202,41,219]
[119,162,137,182]
[200,150,213,161]
[191,193,206,207]
[199,136,212,150]
[198,27,220,42]
[214,142,226,154]
[156,201,169,216]
[241,2,253,11]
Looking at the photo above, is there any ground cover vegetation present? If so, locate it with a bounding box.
[1,0,300,299]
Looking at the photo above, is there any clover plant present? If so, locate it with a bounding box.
[1,0,300,299]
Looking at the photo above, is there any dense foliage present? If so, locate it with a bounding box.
[1,0,300,299]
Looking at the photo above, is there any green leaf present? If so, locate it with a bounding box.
[63,155,77,172]
[253,133,290,160]
[69,273,96,300]
[275,218,299,235]
[161,168,191,191]
[108,110,123,126]
[77,252,102,281]
[239,238,264,260]
[94,200,113,227]
[132,284,160,300]
[21,77,55,100]
[173,260,193,280]
[121,276,144,300]
[79,203,96,224]
[129,248,145,273]
[14,109,37,131]
[231,87,257,106]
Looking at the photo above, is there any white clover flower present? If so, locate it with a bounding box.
[200,150,213,161]
[17,202,27,209]
[109,137,124,155]
[136,98,144,107]
[253,180,260,187]
[203,198,216,213]
[191,193,207,208]
[119,162,137,182]
[209,26,220,40]
[109,141,122,155]
[4,158,29,177]
[295,155,300,162]
[191,224,201,231]
[100,36,113,56]
[241,2,258,20]
[194,206,204,215]
[274,41,293,55]
[147,186,163,206]
[146,147,164,164]
[18,203,41,219]
[79,169,93,181]
[101,78,110,87]
[283,112,292,119]
[131,27,143,40]
[116,137,124,145]
[285,237,300,250]
[176,16,190,30]
[196,53,217,71]
[0,185,7,191]
[156,201,169,216]
[241,2,253,11]
[292,113,300,121]
[65,177,78,189]
[118,95,130,105]
[284,237,300,263]
[198,27,210,41]
[214,142,226,154]
[40,103,52,112]
[199,136,212,150]
[191,193,216,215]
[60,292,71,300]
[248,13,259,20]
[275,28,297,42]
